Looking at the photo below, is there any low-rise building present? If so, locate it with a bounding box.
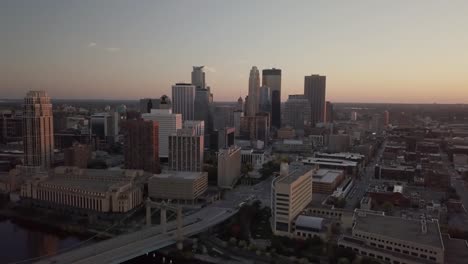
[20,166,147,213]
[148,171,207,203]
[241,149,267,169]
[302,157,358,176]
[312,169,345,194]
[338,211,444,264]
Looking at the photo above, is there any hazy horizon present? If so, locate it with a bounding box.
[2,0,468,103]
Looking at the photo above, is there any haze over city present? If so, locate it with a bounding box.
[2,0,468,103]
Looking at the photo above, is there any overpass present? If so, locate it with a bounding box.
[35,205,238,264]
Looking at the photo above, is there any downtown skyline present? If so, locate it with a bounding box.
[2,0,468,103]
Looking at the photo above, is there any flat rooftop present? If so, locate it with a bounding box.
[302,157,357,167]
[151,171,205,180]
[354,212,443,249]
[42,178,127,193]
[315,152,365,159]
[313,169,343,183]
[278,164,314,184]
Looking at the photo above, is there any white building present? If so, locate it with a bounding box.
[241,149,267,169]
[172,83,195,121]
[272,163,314,236]
[246,66,260,117]
[217,146,241,188]
[22,91,54,170]
[142,109,182,158]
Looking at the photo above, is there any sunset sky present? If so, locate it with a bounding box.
[1,0,468,103]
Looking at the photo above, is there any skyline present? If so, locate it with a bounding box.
[2,0,468,103]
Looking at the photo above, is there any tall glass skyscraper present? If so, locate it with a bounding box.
[262,68,281,128]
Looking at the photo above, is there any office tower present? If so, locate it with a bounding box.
[139,98,160,114]
[272,163,314,235]
[246,66,260,116]
[0,110,22,144]
[122,119,160,173]
[370,114,383,134]
[211,127,235,150]
[90,112,113,148]
[350,111,358,121]
[64,143,90,168]
[22,91,54,169]
[191,66,206,89]
[325,101,333,123]
[213,105,235,130]
[259,85,271,113]
[233,110,244,137]
[283,95,311,131]
[239,115,269,143]
[183,120,205,136]
[304,74,326,126]
[217,146,241,188]
[263,68,282,128]
[236,97,244,112]
[168,127,204,172]
[172,83,195,121]
[384,110,390,127]
[142,109,182,158]
[194,87,212,132]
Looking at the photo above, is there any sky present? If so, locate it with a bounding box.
[1,0,468,103]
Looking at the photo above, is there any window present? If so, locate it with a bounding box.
[411,252,418,257]
[429,257,436,261]
[403,250,409,255]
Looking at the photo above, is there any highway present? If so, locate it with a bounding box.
[35,205,238,264]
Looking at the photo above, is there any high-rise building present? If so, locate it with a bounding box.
[183,120,205,136]
[233,110,244,137]
[217,146,241,188]
[142,109,182,158]
[139,98,159,114]
[172,83,195,121]
[236,97,244,112]
[246,66,260,116]
[210,127,235,150]
[213,105,235,130]
[0,110,22,144]
[90,112,113,149]
[22,91,54,169]
[168,127,204,172]
[304,74,326,126]
[272,163,314,236]
[239,115,269,143]
[350,111,358,121]
[325,101,333,123]
[191,66,206,89]
[283,95,311,131]
[194,88,212,133]
[259,85,271,113]
[384,110,390,127]
[263,68,282,128]
[122,119,160,174]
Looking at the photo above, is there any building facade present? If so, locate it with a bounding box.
[283,94,311,131]
[172,83,195,121]
[22,91,54,170]
[122,119,160,174]
[217,146,241,188]
[304,74,326,126]
[262,68,282,128]
[148,171,208,202]
[64,143,90,169]
[168,128,204,172]
[246,66,260,117]
[259,85,271,114]
[142,109,182,158]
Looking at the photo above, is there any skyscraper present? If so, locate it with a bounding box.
[262,68,281,128]
[246,66,260,116]
[122,119,160,173]
[259,85,271,113]
[283,95,311,131]
[22,91,54,169]
[172,83,195,121]
[191,66,206,89]
[325,101,334,123]
[304,74,326,126]
[142,109,182,158]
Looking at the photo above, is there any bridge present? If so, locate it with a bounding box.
[35,202,238,264]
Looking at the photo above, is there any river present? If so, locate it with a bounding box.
[0,218,86,264]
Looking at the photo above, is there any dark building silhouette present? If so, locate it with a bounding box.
[304,74,326,126]
[262,68,281,129]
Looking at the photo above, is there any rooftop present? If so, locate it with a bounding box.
[151,171,205,180]
[315,152,365,160]
[302,157,357,167]
[41,177,127,192]
[354,212,443,249]
[295,215,324,230]
[277,164,314,185]
[313,169,343,183]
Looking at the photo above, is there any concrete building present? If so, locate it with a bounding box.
[233,110,244,137]
[121,119,160,174]
[338,211,444,264]
[213,105,235,130]
[328,134,351,153]
[194,88,212,133]
[139,98,159,114]
[272,163,314,236]
[217,146,241,188]
[302,157,358,176]
[148,171,208,202]
[172,83,195,121]
[183,120,205,136]
[64,143,91,169]
[241,149,267,169]
[211,127,235,150]
[22,91,54,170]
[246,66,260,117]
[239,115,269,142]
[304,75,326,126]
[312,169,345,194]
[0,110,22,144]
[142,109,182,158]
[20,166,146,213]
[90,112,113,148]
[168,128,204,172]
[294,215,328,240]
[283,94,311,131]
[263,68,282,128]
[277,126,295,140]
[384,110,390,127]
[325,101,334,123]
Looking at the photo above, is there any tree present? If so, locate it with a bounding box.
[382,201,394,213]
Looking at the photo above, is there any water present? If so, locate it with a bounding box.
[0,219,86,264]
